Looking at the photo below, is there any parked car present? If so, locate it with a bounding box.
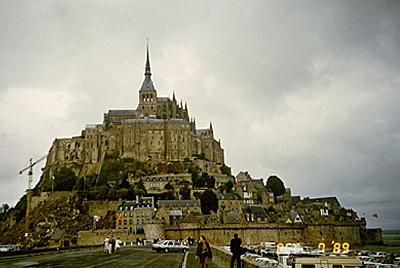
[152,240,189,253]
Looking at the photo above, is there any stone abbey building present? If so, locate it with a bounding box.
[44,45,224,179]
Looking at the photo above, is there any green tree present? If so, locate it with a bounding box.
[134,180,147,196]
[54,166,77,191]
[200,189,218,215]
[164,182,173,190]
[205,175,215,188]
[224,180,234,193]
[266,175,286,201]
[179,186,191,199]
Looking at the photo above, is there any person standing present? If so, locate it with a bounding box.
[196,235,212,268]
[230,233,242,268]
[109,235,115,254]
[103,236,110,253]
[115,237,121,254]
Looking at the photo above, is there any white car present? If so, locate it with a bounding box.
[151,240,189,253]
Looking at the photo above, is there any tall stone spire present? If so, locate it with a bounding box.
[139,39,156,92]
[145,39,151,77]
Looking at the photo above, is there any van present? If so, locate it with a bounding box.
[293,256,363,268]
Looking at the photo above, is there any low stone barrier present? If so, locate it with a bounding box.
[211,246,274,268]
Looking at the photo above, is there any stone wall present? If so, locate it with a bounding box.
[162,222,370,247]
[145,223,165,240]
[360,228,383,245]
[82,200,121,217]
[31,191,75,211]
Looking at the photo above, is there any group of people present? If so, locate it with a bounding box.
[195,233,244,268]
[103,236,121,254]
[102,233,243,267]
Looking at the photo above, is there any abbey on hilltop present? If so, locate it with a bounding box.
[43,45,224,180]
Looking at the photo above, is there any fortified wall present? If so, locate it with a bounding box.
[149,222,369,247]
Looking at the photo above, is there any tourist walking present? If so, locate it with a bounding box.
[103,236,109,253]
[109,235,115,254]
[195,235,212,268]
[115,237,121,254]
[230,233,243,268]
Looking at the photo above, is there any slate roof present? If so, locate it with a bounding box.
[241,205,268,218]
[298,196,341,207]
[85,124,96,129]
[215,193,242,200]
[50,229,65,240]
[157,97,170,102]
[196,129,210,135]
[168,118,189,124]
[253,179,263,185]
[123,119,166,124]
[141,176,168,182]
[180,212,201,223]
[158,200,201,207]
[118,201,137,210]
[107,110,137,116]
[291,196,301,205]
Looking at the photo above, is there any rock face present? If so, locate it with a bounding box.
[0,192,92,248]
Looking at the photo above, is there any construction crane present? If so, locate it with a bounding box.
[19,154,47,190]
[19,154,47,250]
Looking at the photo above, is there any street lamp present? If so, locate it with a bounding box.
[52,176,55,192]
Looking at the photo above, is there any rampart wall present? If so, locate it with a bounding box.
[162,222,368,246]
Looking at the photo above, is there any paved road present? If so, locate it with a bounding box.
[0,245,186,268]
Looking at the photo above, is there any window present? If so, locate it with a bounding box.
[302,265,315,268]
[333,266,342,268]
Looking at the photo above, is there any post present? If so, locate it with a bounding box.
[52,176,55,192]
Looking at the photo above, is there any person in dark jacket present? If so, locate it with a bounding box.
[195,235,212,268]
[230,233,242,268]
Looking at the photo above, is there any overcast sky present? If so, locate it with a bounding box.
[0,1,398,230]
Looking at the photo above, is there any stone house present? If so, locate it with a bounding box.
[156,200,202,225]
[116,196,155,235]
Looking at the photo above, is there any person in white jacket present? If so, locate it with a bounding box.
[115,237,122,254]
[103,236,109,253]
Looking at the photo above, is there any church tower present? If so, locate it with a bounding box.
[137,43,158,118]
